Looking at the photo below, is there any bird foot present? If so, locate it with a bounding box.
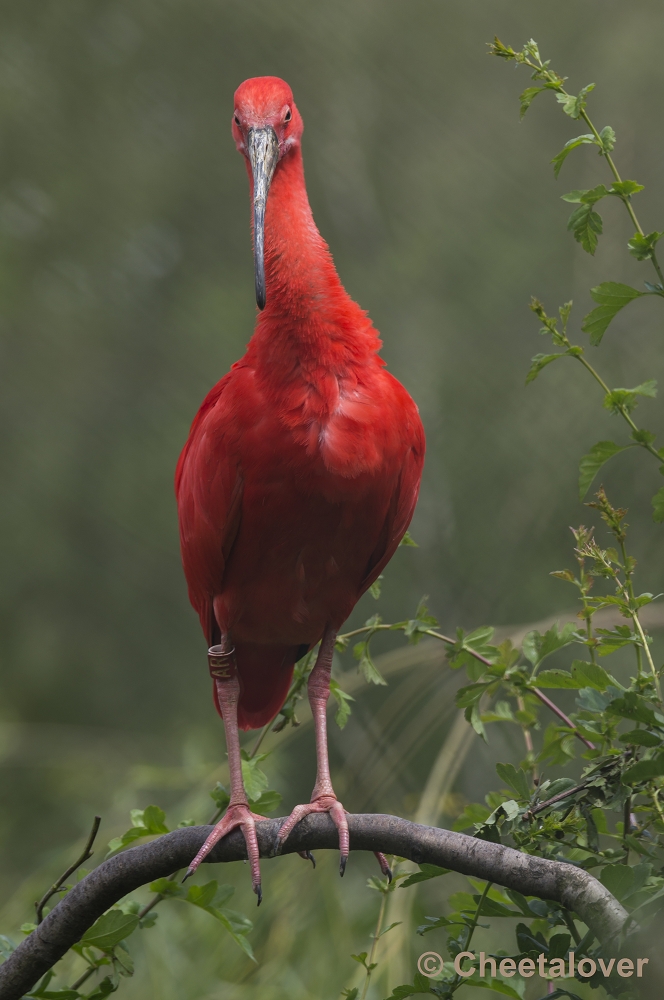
[275,794,350,874]
[184,803,266,904]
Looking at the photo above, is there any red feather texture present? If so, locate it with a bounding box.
[176,78,425,730]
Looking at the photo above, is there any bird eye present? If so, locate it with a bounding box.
[284,108,292,122]
[234,113,241,126]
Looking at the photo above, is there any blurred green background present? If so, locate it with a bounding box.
[2,0,664,996]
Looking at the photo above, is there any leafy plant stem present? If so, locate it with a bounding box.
[561,908,582,946]
[71,965,96,991]
[623,793,632,864]
[518,52,664,288]
[619,536,643,676]
[360,870,390,1000]
[450,881,492,995]
[531,687,595,749]
[35,815,101,924]
[632,612,662,699]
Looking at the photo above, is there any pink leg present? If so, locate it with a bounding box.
[185,641,266,904]
[276,625,391,880]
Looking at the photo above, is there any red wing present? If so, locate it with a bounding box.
[175,372,243,644]
[359,416,425,598]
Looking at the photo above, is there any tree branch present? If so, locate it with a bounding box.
[0,814,628,1000]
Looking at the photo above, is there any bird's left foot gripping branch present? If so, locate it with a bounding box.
[175,76,424,903]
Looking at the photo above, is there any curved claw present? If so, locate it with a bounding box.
[374,851,393,882]
[276,794,350,876]
[298,850,316,868]
[186,803,265,897]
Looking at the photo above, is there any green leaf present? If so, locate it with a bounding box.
[495,763,531,800]
[622,756,664,785]
[329,678,354,729]
[342,990,360,1000]
[567,203,603,254]
[149,878,184,897]
[400,864,450,887]
[600,864,635,901]
[141,805,169,835]
[399,530,418,547]
[404,597,439,644]
[80,910,140,952]
[452,802,491,831]
[599,125,616,152]
[556,83,594,119]
[578,441,628,499]
[522,621,576,667]
[603,380,657,415]
[240,751,269,801]
[570,660,617,691]
[607,692,659,725]
[561,184,609,205]
[210,782,231,811]
[85,978,117,1000]
[652,486,664,523]
[467,980,523,999]
[369,574,384,599]
[356,644,387,686]
[525,352,566,384]
[551,134,596,178]
[248,789,282,815]
[628,231,663,261]
[519,86,545,118]
[582,282,645,344]
[619,729,661,747]
[610,179,644,198]
[533,669,583,689]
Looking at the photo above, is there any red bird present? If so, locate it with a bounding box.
[175,76,425,901]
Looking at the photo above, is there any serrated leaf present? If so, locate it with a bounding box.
[567,203,603,254]
[570,660,617,691]
[652,486,664,523]
[610,179,644,197]
[329,678,354,729]
[522,622,576,666]
[532,669,582,689]
[240,752,269,801]
[599,125,616,151]
[210,782,230,811]
[628,230,663,261]
[357,647,387,686]
[495,762,531,800]
[519,86,546,118]
[551,134,596,178]
[578,441,628,499]
[581,282,644,344]
[556,83,594,119]
[525,352,566,384]
[561,184,608,205]
[369,574,384,599]
[80,910,140,952]
[603,380,657,415]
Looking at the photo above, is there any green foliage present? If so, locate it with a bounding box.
[581,282,645,345]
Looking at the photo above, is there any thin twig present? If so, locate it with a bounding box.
[524,781,589,820]
[35,816,101,924]
[531,688,595,750]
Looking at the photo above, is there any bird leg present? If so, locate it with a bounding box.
[275,625,392,881]
[184,640,266,904]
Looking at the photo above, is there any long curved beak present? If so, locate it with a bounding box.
[247,127,279,310]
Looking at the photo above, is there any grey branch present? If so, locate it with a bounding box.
[0,813,628,1000]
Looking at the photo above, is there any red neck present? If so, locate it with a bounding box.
[244,147,381,379]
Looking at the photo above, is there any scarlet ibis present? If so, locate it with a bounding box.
[175,76,425,902]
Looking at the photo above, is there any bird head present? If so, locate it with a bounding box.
[232,77,303,310]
